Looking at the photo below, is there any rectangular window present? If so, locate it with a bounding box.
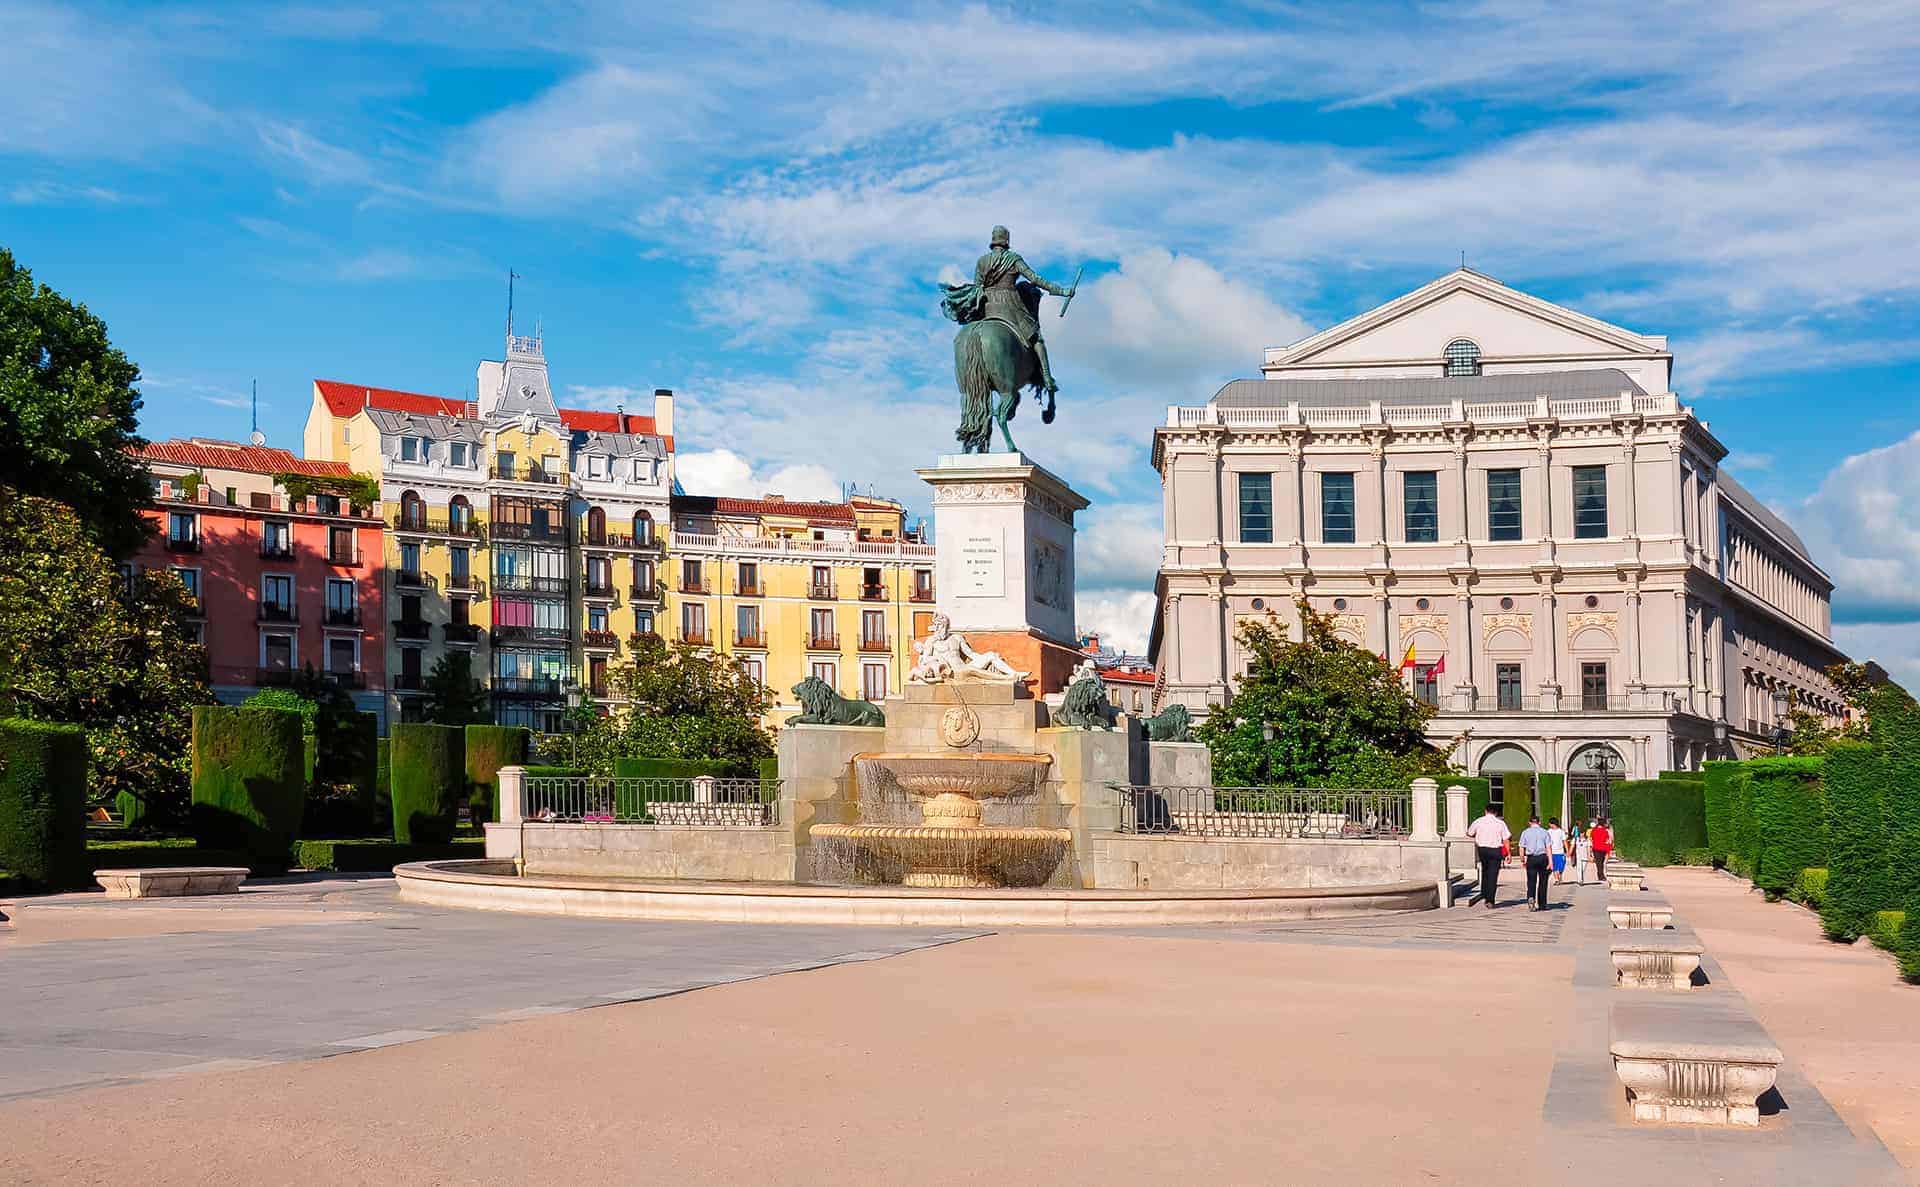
[1581,661,1609,711]
[400,436,418,461]
[531,600,567,632]
[587,604,608,633]
[400,593,423,623]
[450,546,470,586]
[588,656,608,695]
[861,566,883,599]
[325,578,355,622]
[1572,465,1608,539]
[635,610,654,636]
[1403,471,1439,543]
[681,602,707,643]
[1412,662,1440,707]
[451,597,470,627]
[737,562,759,595]
[862,609,886,648]
[736,604,761,644]
[681,559,703,592]
[399,542,422,577]
[738,656,764,685]
[1497,663,1524,711]
[170,566,200,601]
[1320,473,1355,543]
[495,449,515,478]
[863,662,888,702]
[494,598,532,627]
[418,439,432,464]
[262,520,291,555]
[1237,473,1273,543]
[1487,469,1522,541]
[810,608,835,647]
[315,494,340,515]
[811,564,832,596]
[809,660,837,688]
[169,512,197,546]
[586,556,611,592]
[326,637,356,674]
[262,574,294,618]
[450,442,469,468]
[913,569,933,601]
[262,634,293,671]
[328,525,353,564]
[401,647,422,684]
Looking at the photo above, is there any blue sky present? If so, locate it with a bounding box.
[5,1,1919,682]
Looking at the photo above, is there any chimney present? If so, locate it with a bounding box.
[653,388,674,440]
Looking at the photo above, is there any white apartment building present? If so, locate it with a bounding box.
[1149,269,1847,804]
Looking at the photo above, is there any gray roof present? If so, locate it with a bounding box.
[367,408,485,442]
[1717,471,1814,565]
[572,429,666,459]
[1214,368,1648,408]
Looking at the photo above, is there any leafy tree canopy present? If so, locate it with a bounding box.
[422,651,490,727]
[1783,661,1909,755]
[0,488,212,818]
[1195,601,1454,788]
[569,635,773,774]
[0,249,153,556]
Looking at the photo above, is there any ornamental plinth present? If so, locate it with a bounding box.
[916,452,1090,694]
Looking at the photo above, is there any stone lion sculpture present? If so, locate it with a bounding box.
[1142,703,1192,743]
[1052,670,1113,730]
[790,676,886,726]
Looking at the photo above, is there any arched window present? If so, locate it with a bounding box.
[399,490,424,530]
[1478,744,1536,815]
[1443,338,1481,377]
[449,494,472,533]
[635,510,654,546]
[586,505,606,545]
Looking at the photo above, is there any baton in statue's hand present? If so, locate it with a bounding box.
[1058,266,1084,317]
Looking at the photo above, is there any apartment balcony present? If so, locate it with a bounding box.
[808,584,835,600]
[324,670,367,690]
[392,618,432,641]
[492,676,564,700]
[808,634,839,651]
[442,623,482,644]
[908,588,935,603]
[681,629,711,647]
[581,530,662,551]
[326,549,360,568]
[391,511,486,541]
[628,630,662,649]
[734,631,767,649]
[488,521,567,543]
[671,530,936,563]
[735,582,764,597]
[491,463,565,485]
[859,585,886,602]
[582,581,617,600]
[490,625,570,647]
[323,607,361,627]
[391,673,424,693]
[253,666,297,687]
[394,570,433,591]
[1455,694,1654,715]
[493,573,570,596]
[258,604,297,624]
[166,536,200,553]
[681,580,708,595]
[259,542,295,560]
[445,575,485,597]
[583,629,620,650]
[628,581,665,604]
[859,636,891,653]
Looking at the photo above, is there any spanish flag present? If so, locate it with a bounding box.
[1398,642,1417,671]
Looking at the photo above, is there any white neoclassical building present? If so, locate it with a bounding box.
[1148,269,1847,803]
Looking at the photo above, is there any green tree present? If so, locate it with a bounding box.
[421,652,490,726]
[570,634,773,773]
[1195,602,1453,787]
[1784,661,1890,755]
[0,489,211,819]
[0,249,153,556]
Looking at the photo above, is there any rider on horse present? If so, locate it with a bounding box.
[946,226,1074,398]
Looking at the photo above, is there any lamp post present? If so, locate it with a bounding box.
[1771,688,1793,754]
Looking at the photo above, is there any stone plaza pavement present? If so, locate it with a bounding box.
[0,872,1911,1184]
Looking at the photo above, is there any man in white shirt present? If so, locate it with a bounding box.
[1518,815,1554,911]
[1464,805,1511,909]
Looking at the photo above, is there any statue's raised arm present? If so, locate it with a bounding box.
[942,225,1077,454]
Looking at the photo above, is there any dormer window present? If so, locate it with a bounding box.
[1443,339,1481,377]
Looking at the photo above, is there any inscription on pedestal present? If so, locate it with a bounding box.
[957,530,1005,597]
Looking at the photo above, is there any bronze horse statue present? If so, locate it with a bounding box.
[950,281,1054,454]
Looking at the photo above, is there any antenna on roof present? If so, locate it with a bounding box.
[249,380,265,447]
[506,268,521,336]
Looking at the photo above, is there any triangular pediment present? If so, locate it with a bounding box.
[1267,270,1668,371]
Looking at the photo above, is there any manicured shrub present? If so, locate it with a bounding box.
[1702,760,1741,866]
[312,710,379,828]
[1459,777,1491,821]
[1727,769,1758,878]
[1870,687,1920,904]
[1500,772,1533,839]
[612,756,735,819]
[1899,894,1920,982]
[1609,779,1709,867]
[290,837,484,872]
[757,755,780,784]
[1747,755,1827,896]
[374,736,391,831]
[1819,741,1890,941]
[465,725,531,825]
[1658,770,1705,784]
[1792,867,1830,910]
[1679,847,1714,867]
[389,723,464,844]
[190,706,306,865]
[1871,910,1906,951]
[523,765,583,778]
[1538,773,1567,825]
[0,719,89,890]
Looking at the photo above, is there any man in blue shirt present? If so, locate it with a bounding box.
[1518,815,1554,911]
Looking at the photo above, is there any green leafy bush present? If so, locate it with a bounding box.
[1792,867,1830,910]
[1459,777,1491,821]
[307,710,378,836]
[389,723,464,844]
[0,719,89,889]
[374,736,391,831]
[1609,779,1709,867]
[1871,910,1906,951]
[1871,687,1920,904]
[1659,770,1706,783]
[189,706,305,866]
[1702,760,1741,866]
[290,837,484,872]
[1900,895,1920,982]
[1500,773,1533,841]
[524,765,583,778]
[1678,847,1714,866]
[1747,755,1827,896]
[1538,773,1568,825]
[1820,741,1890,941]
[465,725,531,825]
[612,755,737,820]
[1728,769,1758,877]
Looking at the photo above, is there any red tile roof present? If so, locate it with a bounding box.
[690,496,858,526]
[315,379,666,442]
[138,439,353,478]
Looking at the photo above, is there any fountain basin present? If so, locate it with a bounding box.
[809,822,1071,888]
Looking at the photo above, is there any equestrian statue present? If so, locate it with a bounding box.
[940,225,1080,454]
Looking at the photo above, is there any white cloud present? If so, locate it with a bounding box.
[1076,589,1157,658]
[675,448,843,504]
[1832,622,1920,695]
[5,180,135,206]
[1799,429,1920,620]
[1075,501,1164,589]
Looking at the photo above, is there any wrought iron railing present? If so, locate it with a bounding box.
[493,573,570,595]
[522,775,782,827]
[1111,785,1411,838]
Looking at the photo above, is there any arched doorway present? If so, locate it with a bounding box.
[449,494,473,533]
[398,490,424,530]
[1478,744,1536,814]
[586,505,607,545]
[1567,742,1626,821]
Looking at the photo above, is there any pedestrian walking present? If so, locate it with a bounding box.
[1518,815,1554,910]
[1590,818,1613,882]
[1548,817,1570,885]
[1465,804,1511,909]
[1573,823,1591,884]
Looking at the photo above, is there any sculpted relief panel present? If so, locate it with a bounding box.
[1398,613,1448,637]
[1482,612,1534,641]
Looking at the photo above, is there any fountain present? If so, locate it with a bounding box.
[810,753,1067,887]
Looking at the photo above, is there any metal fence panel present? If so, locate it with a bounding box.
[522,776,782,827]
[1111,785,1410,838]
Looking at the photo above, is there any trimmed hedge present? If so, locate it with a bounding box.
[1609,779,1709,867]
[307,711,380,837]
[1727,769,1758,877]
[190,705,306,866]
[1747,755,1828,896]
[1500,772,1533,838]
[524,765,582,778]
[291,837,484,872]
[88,838,249,869]
[1679,847,1714,866]
[1901,894,1920,982]
[1538,773,1568,825]
[1820,741,1891,941]
[1659,770,1706,783]
[1871,687,1920,904]
[1870,910,1905,951]
[389,723,465,844]
[1792,867,1830,910]
[465,725,531,825]
[613,755,736,819]
[1459,776,1492,821]
[1702,760,1742,865]
[0,719,90,890]
[758,755,779,784]
[374,737,391,832]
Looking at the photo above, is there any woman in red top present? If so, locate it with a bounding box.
[1590,819,1613,881]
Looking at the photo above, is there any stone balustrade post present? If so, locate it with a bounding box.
[1410,777,1439,842]
[497,766,525,826]
[1444,784,1468,838]
[485,765,528,867]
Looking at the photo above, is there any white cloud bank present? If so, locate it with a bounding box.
[1799,429,1920,621]
[674,448,843,504]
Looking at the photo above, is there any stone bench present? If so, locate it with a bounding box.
[94,867,248,899]
[1611,998,1782,1126]
[1605,863,1646,891]
[1608,894,1674,930]
[1612,929,1704,989]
